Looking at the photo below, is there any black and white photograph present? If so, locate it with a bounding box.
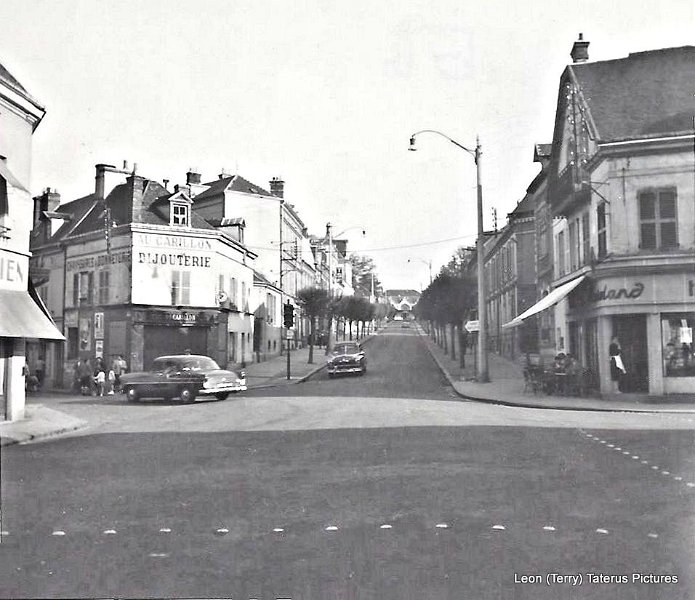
[1,1,694,598]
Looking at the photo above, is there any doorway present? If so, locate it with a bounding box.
[612,315,649,392]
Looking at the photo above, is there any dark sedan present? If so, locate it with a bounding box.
[327,342,367,378]
[119,355,246,403]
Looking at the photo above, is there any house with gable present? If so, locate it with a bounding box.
[30,163,257,384]
[507,37,695,396]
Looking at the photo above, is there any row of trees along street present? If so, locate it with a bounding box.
[296,254,388,364]
[414,247,477,368]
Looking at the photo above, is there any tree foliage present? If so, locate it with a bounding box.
[297,286,330,363]
[350,254,383,297]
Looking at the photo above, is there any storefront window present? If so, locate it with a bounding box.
[661,313,695,377]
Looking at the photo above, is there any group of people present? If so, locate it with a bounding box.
[74,355,128,397]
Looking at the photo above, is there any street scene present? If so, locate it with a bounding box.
[1,1,695,598]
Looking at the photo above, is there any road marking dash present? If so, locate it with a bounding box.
[215,528,229,535]
[159,528,171,533]
[491,525,506,531]
[148,553,169,558]
[641,460,649,464]
[632,456,639,460]
[542,525,556,531]
[674,476,683,481]
[596,528,609,535]
[273,528,285,533]
[687,482,695,488]
[622,451,630,455]
[51,530,66,536]
[435,523,449,529]
[103,529,117,535]
[325,525,339,531]
[647,533,659,539]
[614,447,622,451]
[662,471,670,475]
[607,444,615,448]
[600,440,607,444]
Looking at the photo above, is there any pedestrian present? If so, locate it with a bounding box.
[95,367,106,397]
[79,358,93,395]
[609,336,625,394]
[107,368,116,395]
[111,355,124,391]
[35,356,45,388]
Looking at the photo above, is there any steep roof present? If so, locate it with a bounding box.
[509,193,535,216]
[51,193,98,240]
[569,46,695,141]
[198,174,274,201]
[0,59,45,113]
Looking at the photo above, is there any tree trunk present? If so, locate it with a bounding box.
[450,324,456,361]
[459,327,466,369]
[308,315,315,364]
[442,325,448,353]
[349,321,353,340]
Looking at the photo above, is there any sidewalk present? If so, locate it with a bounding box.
[0,404,87,446]
[417,324,695,413]
[244,344,329,389]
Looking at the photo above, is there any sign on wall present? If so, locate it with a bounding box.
[0,249,28,291]
[79,317,92,351]
[94,312,104,339]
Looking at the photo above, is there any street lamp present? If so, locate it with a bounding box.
[407,258,433,284]
[409,129,489,383]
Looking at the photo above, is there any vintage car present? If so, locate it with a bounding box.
[119,355,246,403]
[327,342,367,378]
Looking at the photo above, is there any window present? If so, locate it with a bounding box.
[171,203,189,226]
[171,270,191,305]
[74,271,94,305]
[557,231,566,275]
[639,189,678,249]
[661,313,695,377]
[231,277,238,308]
[67,328,79,359]
[241,281,247,310]
[569,219,578,271]
[98,270,110,305]
[0,176,7,216]
[597,203,607,258]
[581,212,590,266]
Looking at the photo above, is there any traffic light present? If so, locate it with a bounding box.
[283,301,295,328]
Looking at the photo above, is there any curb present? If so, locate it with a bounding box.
[415,325,695,414]
[0,418,88,447]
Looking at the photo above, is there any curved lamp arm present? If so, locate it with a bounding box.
[409,130,478,162]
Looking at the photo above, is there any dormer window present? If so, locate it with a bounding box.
[171,203,189,227]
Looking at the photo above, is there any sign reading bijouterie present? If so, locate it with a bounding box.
[592,282,644,302]
[137,252,211,268]
[66,250,131,271]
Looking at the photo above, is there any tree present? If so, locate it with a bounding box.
[350,254,383,297]
[296,286,330,364]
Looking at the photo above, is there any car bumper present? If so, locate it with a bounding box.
[327,365,363,373]
[199,383,247,394]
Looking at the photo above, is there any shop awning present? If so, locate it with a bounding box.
[502,275,587,329]
[0,289,65,340]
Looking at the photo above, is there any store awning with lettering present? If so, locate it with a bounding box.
[502,275,587,329]
[0,289,64,340]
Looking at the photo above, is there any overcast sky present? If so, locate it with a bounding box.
[2,0,693,289]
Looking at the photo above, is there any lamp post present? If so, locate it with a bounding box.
[407,258,433,285]
[409,130,489,382]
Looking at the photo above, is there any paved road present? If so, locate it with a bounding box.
[1,323,694,599]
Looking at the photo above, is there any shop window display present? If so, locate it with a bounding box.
[662,313,695,377]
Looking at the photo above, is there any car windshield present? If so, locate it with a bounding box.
[333,344,360,355]
[152,356,220,372]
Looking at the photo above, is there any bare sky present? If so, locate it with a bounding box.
[1,0,693,289]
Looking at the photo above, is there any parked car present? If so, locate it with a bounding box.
[119,355,246,403]
[327,342,367,378]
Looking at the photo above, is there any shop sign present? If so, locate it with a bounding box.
[94,312,104,339]
[79,317,92,351]
[0,249,27,291]
[66,250,130,272]
[171,311,198,324]
[137,251,211,268]
[95,340,104,359]
[592,282,644,302]
[134,233,212,250]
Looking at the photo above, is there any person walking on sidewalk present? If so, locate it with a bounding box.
[609,336,626,394]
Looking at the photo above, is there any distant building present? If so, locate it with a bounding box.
[0,60,63,420]
[385,289,421,319]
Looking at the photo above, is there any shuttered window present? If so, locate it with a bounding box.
[639,188,678,250]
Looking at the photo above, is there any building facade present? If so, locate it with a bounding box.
[0,61,63,419]
[30,165,257,385]
[546,41,695,395]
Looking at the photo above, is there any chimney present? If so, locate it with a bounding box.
[126,173,148,223]
[163,179,169,190]
[95,162,130,200]
[219,168,227,180]
[32,187,61,231]
[571,33,590,63]
[269,176,285,198]
[186,168,201,185]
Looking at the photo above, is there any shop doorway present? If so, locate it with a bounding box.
[143,326,208,369]
[612,315,649,392]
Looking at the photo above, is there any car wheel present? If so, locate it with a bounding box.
[215,392,229,401]
[125,387,139,402]
[179,387,197,404]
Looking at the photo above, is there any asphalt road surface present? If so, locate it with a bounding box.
[1,323,694,599]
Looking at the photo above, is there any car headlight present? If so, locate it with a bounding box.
[203,378,213,389]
